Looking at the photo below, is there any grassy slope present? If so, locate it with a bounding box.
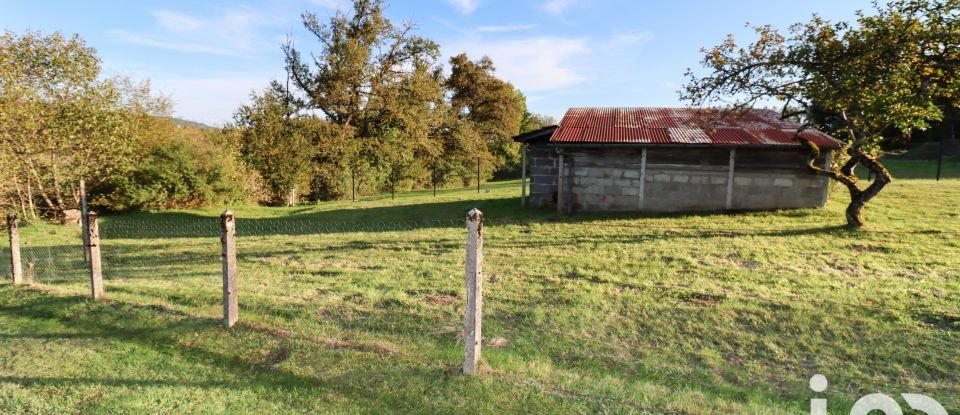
[1,158,958,414]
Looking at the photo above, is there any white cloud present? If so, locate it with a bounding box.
[607,32,653,48]
[445,37,589,92]
[446,0,479,14]
[108,30,240,56]
[152,10,206,34]
[542,0,577,15]
[110,8,282,56]
[476,24,535,33]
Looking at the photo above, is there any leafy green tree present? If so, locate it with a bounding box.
[234,89,314,205]
[682,0,960,227]
[281,0,441,197]
[0,30,164,218]
[93,119,256,212]
[446,53,525,174]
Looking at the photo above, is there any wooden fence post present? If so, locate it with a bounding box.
[463,208,484,375]
[220,211,238,328]
[7,214,23,285]
[87,211,104,299]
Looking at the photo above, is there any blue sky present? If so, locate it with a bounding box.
[2,0,874,125]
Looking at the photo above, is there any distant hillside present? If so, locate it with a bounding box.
[168,117,216,130]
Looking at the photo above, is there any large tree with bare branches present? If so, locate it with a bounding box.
[682,0,960,227]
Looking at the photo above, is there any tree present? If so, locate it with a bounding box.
[0,30,166,218]
[446,53,525,174]
[92,118,257,212]
[234,89,314,205]
[281,0,441,198]
[682,0,960,227]
[520,111,557,135]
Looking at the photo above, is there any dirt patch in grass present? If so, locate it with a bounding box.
[677,292,726,307]
[259,346,292,368]
[917,312,960,332]
[486,337,509,348]
[847,243,895,254]
[344,294,366,304]
[425,295,458,306]
[308,335,403,356]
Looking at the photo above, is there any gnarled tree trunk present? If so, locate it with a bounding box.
[799,138,892,228]
[840,153,892,227]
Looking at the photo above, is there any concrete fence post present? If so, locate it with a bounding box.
[7,214,23,285]
[463,208,484,375]
[80,179,91,263]
[87,212,104,299]
[220,210,238,328]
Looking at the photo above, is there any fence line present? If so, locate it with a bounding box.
[4,208,957,386]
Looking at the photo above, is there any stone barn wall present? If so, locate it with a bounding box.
[526,144,831,212]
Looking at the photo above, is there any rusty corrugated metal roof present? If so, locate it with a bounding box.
[549,107,843,149]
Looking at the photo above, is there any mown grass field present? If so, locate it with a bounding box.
[1,157,958,414]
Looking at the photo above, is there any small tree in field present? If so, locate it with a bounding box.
[235,89,315,205]
[682,0,960,227]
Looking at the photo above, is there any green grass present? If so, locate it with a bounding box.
[1,158,958,414]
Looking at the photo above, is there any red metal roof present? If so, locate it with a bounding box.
[550,107,843,149]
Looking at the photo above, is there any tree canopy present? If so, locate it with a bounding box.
[0,31,147,217]
[2,0,552,215]
[265,0,532,200]
[682,0,960,227]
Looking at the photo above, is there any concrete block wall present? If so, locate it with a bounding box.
[527,146,559,208]
[640,165,729,211]
[730,172,826,210]
[527,145,830,213]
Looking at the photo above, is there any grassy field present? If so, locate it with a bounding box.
[1,158,958,414]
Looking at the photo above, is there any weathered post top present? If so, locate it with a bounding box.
[466,208,483,225]
[221,210,235,231]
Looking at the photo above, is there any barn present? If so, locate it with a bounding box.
[514,107,842,214]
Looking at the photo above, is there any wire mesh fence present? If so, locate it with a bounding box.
[0,216,496,287]
[2,210,958,401]
[0,241,87,284]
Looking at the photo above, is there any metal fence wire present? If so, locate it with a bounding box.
[1,216,499,287]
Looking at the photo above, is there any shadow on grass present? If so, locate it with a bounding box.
[93,194,863,241]
[0,288,459,411]
[6,221,859,286]
[98,197,544,239]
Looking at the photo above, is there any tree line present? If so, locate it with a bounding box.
[0,0,553,219]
